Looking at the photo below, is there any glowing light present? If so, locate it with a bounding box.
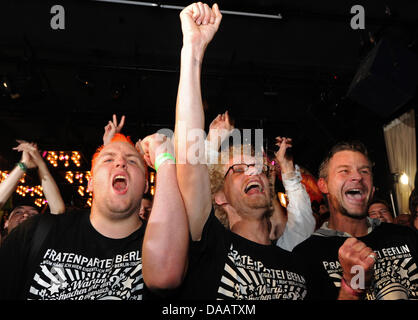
[400,173,409,185]
[278,192,288,208]
[78,186,85,196]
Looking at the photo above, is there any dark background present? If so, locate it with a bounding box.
[0,0,417,208]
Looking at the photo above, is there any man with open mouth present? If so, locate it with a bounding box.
[141,2,316,301]
[0,132,186,300]
[293,141,418,300]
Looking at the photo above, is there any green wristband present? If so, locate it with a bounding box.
[155,153,175,171]
[17,162,27,173]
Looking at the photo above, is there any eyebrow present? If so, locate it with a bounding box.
[99,151,141,159]
[336,165,371,170]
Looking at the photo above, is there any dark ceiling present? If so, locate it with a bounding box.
[0,0,417,207]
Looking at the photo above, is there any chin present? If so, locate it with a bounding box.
[341,207,368,220]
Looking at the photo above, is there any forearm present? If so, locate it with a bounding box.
[142,160,189,290]
[175,46,205,133]
[269,197,287,241]
[37,163,65,214]
[0,165,25,208]
[277,166,315,250]
[174,44,212,241]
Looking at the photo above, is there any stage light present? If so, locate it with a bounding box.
[400,173,409,185]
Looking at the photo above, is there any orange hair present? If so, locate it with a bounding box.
[91,133,137,172]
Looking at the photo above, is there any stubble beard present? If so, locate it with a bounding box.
[330,193,369,220]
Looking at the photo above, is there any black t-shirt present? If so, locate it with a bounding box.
[177,210,308,300]
[293,222,418,300]
[0,210,150,300]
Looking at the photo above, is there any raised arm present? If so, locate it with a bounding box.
[141,133,189,291]
[0,143,32,209]
[13,141,65,214]
[174,3,222,241]
[274,137,315,251]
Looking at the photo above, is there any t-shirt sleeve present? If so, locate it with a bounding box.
[0,214,40,299]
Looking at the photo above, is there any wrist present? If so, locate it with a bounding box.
[17,161,27,173]
[155,152,176,172]
[340,277,365,298]
[181,44,206,63]
[279,163,295,174]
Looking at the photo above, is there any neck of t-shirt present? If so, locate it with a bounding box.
[89,207,143,239]
[229,217,271,245]
[327,213,370,237]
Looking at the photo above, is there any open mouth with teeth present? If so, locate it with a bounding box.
[244,181,264,195]
[112,175,128,194]
[344,188,366,202]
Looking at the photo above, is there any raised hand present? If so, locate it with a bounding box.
[140,133,175,170]
[274,136,295,175]
[103,114,126,145]
[13,140,40,169]
[180,2,222,50]
[338,238,376,298]
[207,111,234,148]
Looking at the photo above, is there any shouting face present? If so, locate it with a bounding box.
[89,141,146,220]
[319,150,373,219]
[221,156,271,218]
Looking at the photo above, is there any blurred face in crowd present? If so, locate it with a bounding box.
[414,205,418,229]
[220,155,271,220]
[139,198,153,220]
[395,214,411,227]
[319,150,373,219]
[5,205,39,232]
[368,202,394,223]
[89,140,146,220]
[319,204,329,215]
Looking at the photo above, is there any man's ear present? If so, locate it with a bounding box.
[214,190,228,206]
[87,177,94,193]
[371,186,375,199]
[144,180,149,194]
[317,177,329,194]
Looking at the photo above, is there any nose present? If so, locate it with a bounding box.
[115,156,127,168]
[350,170,363,181]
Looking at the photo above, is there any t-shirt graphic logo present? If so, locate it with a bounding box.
[28,249,144,300]
[217,244,307,300]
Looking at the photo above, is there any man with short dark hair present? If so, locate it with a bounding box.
[294,141,418,300]
[367,198,394,223]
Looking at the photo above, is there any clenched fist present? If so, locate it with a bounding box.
[338,237,376,299]
[180,2,222,51]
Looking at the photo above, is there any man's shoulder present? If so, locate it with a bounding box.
[293,232,340,253]
[374,222,417,238]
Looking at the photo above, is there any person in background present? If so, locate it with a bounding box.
[394,213,412,227]
[0,140,65,243]
[409,188,418,230]
[139,193,153,221]
[367,198,394,223]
